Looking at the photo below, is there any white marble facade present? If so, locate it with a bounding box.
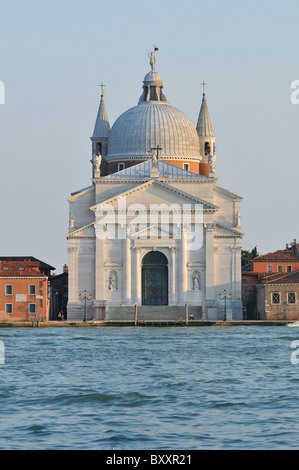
[67,162,243,320]
[66,53,243,321]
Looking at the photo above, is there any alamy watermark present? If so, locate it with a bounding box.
[94,198,204,251]
[0,341,5,364]
[290,81,299,104]
[290,340,299,364]
[0,81,5,105]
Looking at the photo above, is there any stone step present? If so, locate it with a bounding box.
[106,305,202,321]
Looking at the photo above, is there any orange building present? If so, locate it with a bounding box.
[0,257,55,322]
[244,240,299,274]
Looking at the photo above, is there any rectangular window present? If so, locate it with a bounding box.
[3,267,9,271]
[29,285,36,295]
[19,267,25,271]
[277,265,283,272]
[288,293,296,304]
[272,293,280,304]
[5,285,12,295]
[183,163,190,171]
[118,163,125,171]
[29,303,36,314]
[5,304,13,314]
[267,265,273,273]
[287,266,292,272]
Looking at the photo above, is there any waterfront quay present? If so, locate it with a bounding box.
[0,320,293,328]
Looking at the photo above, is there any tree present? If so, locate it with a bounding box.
[242,246,259,267]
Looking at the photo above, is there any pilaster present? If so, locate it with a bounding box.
[95,224,105,302]
[67,245,79,302]
[179,226,188,304]
[123,229,132,305]
[204,223,217,319]
[170,247,176,305]
[133,247,141,305]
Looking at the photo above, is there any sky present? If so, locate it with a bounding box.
[0,0,299,272]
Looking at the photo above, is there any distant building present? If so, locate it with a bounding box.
[256,270,299,320]
[243,239,299,274]
[0,257,55,322]
[242,240,299,320]
[49,265,68,320]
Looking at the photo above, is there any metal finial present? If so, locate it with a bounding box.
[201,81,207,95]
[100,82,106,95]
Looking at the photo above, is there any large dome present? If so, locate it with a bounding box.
[106,102,201,162]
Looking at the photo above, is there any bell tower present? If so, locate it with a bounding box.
[196,85,217,176]
[90,84,110,176]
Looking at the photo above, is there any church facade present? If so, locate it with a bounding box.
[66,51,243,321]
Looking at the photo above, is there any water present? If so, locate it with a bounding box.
[0,325,299,450]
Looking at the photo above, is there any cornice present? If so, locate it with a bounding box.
[264,283,299,287]
[215,185,242,200]
[92,177,215,184]
[0,276,48,280]
[67,236,96,240]
[103,156,203,163]
[67,186,94,202]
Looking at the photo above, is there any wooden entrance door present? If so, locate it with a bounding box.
[142,251,168,306]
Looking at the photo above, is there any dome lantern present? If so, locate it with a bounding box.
[138,50,168,103]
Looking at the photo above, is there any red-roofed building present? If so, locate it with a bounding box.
[243,239,299,274]
[0,257,55,322]
[242,240,299,320]
[256,270,299,320]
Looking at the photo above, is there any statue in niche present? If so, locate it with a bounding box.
[235,211,241,228]
[109,271,118,291]
[192,271,200,291]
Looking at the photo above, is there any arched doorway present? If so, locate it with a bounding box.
[142,251,168,306]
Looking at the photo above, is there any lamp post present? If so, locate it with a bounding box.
[218,289,232,321]
[79,290,92,322]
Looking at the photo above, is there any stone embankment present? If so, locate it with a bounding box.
[0,320,293,328]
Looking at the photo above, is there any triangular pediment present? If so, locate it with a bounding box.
[215,185,242,201]
[215,222,243,238]
[90,179,218,213]
[67,185,94,201]
[66,223,95,239]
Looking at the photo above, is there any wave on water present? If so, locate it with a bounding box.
[1,326,299,449]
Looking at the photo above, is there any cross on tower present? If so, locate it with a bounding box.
[151,145,162,158]
[201,81,207,94]
[99,82,106,95]
[150,145,162,168]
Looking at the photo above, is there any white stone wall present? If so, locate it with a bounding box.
[67,177,243,321]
